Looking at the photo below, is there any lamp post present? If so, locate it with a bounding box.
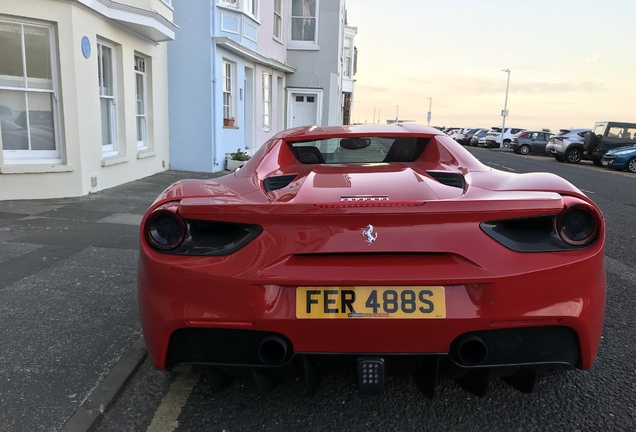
[426,97,432,126]
[500,68,511,148]
[395,105,399,123]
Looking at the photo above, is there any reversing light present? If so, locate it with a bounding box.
[145,204,186,250]
[556,201,600,246]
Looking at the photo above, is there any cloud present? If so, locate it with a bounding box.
[586,54,600,63]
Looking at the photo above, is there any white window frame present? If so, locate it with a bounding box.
[218,0,239,9]
[262,72,272,131]
[289,0,319,49]
[222,60,236,123]
[273,0,283,41]
[343,35,353,79]
[218,1,258,20]
[98,41,118,155]
[245,0,257,18]
[0,19,61,163]
[134,54,148,150]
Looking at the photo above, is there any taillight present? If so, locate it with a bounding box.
[556,199,601,247]
[145,202,186,250]
[554,137,564,141]
[518,132,528,137]
[480,196,602,252]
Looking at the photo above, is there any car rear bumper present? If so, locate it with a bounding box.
[138,247,606,373]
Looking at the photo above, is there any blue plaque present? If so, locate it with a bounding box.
[81,36,91,59]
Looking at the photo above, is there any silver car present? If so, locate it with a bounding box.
[546,128,592,163]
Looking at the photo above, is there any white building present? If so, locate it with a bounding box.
[0,0,177,200]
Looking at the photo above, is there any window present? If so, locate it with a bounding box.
[291,0,318,46]
[608,126,636,140]
[98,41,117,155]
[219,0,239,8]
[0,19,59,162]
[134,55,147,150]
[273,0,283,40]
[262,72,271,130]
[222,60,235,122]
[245,0,257,17]
[343,35,353,78]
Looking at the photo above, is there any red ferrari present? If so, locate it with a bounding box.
[138,124,605,397]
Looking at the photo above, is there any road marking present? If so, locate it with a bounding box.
[147,370,198,432]
[487,162,516,172]
[580,188,596,195]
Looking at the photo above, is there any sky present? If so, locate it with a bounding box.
[344,0,636,132]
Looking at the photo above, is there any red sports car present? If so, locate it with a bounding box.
[138,124,605,397]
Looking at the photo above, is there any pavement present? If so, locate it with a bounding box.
[0,169,226,432]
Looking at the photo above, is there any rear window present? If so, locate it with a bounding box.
[288,136,429,164]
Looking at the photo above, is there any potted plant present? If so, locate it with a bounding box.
[223,117,235,127]
[226,148,250,171]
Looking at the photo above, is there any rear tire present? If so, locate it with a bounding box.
[583,132,597,151]
[565,148,582,163]
[519,145,530,155]
[502,139,511,149]
[628,157,636,173]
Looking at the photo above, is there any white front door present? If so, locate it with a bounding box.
[291,94,318,127]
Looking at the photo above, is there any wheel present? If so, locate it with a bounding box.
[555,154,566,162]
[628,157,636,173]
[583,132,597,151]
[502,139,511,149]
[519,145,530,155]
[592,157,603,167]
[565,147,582,163]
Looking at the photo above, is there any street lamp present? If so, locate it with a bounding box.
[426,97,432,126]
[395,105,399,123]
[500,68,511,148]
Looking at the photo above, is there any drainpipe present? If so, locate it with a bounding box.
[211,9,218,170]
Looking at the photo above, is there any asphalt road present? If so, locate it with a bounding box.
[91,148,636,432]
[2,148,634,431]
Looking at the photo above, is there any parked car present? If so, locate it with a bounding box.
[446,128,463,140]
[0,104,13,119]
[138,124,606,398]
[0,116,55,151]
[546,128,592,163]
[16,110,53,128]
[510,131,551,155]
[482,127,526,148]
[470,129,488,146]
[600,144,636,173]
[454,128,483,145]
[583,121,636,166]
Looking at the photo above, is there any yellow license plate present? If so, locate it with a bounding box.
[296,286,446,319]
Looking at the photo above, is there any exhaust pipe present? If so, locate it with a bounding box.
[454,335,488,366]
[257,335,289,365]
